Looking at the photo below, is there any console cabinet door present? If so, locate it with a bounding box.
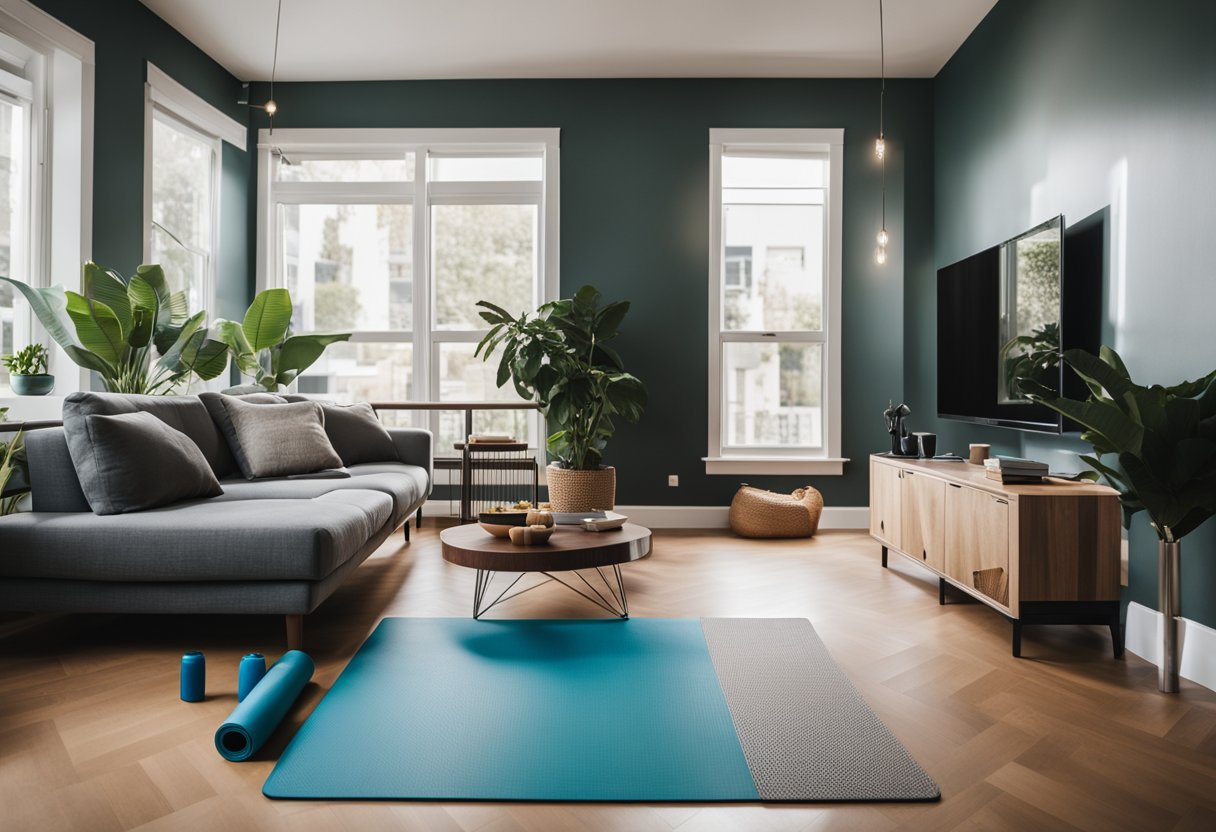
[945,485,1011,608]
[869,459,902,546]
[901,471,946,571]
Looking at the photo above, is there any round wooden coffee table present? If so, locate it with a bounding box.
[440,523,651,619]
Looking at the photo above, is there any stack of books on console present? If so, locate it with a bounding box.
[983,456,1049,484]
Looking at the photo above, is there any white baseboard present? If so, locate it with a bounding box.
[1125,602,1216,693]
[422,501,868,530]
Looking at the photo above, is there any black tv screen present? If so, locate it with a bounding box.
[937,216,1076,433]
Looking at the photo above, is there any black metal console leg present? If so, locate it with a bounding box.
[1012,619,1022,658]
[939,577,946,605]
[1110,610,1125,658]
[881,546,888,568]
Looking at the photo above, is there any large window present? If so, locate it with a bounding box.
[706,129,844,475]
[144,64,245,320]
[258,129,559,456]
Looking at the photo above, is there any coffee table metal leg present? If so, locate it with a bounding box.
[471,567,632,619]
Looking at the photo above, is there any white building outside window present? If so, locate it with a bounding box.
[257,128,559,457]
[705,128,845,475]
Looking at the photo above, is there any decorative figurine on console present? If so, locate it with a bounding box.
[884,401,911,455]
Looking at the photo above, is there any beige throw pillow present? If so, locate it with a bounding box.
[214,396,343,479]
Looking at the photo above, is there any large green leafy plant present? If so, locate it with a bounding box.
[1024,347,1216,542]
[0,415,26,516]
[1,263,228,394]
[214,288,351,392]
[475,285,647,470]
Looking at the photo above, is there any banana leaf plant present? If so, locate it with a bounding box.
[475,284,647,470]
[213,288,350,392]
[1,263,229,394]
[1023,347,1216,542]
[1000,320,1059,401]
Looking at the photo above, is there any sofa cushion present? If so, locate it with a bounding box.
[63,391,237,478]
[0,490,394,582]
[319,402,399,465]
[205,395,343,479]
[72,411,223,515]
[213,463,427,526]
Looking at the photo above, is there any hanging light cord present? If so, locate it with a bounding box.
[270,0,282,100]
[879,0,886,231]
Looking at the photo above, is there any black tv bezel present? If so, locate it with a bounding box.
[937,215,1066,434]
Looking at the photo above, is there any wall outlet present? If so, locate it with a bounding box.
[667,474,679,487]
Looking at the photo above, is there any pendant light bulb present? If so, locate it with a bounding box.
[875,136,885,160]
[264,99,277,116]
[875,246,888,266]
[876,228,889,247]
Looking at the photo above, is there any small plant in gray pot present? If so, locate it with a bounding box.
[2,343,54,395]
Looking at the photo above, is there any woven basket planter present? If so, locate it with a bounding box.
[729,484,823,538]
[546,464,616,512]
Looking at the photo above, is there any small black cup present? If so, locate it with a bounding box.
[916,432,938,459]
[900,434,918,456]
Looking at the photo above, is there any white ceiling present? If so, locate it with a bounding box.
[139,0,996,82]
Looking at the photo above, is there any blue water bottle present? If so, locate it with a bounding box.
[180,650,205,702]
[237,652,267,702]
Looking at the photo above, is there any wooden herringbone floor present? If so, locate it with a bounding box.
[2,524,1214,831]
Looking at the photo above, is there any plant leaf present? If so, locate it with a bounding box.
[277,332,351,374]
[83,262,132,335]
[65,292,125,364]
[242,288,293,351]
[0,277,84,353]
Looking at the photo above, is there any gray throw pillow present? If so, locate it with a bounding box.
[319,402,399,465]
[209,395,343,479]
[67,411,223,515]
[63,391,238,478]
[200,391,289,442]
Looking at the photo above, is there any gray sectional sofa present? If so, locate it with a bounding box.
[0,392,432,648]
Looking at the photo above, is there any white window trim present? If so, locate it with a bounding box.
[0,0,93,398]
[145,63,245,149]
[704,128,846,476]
[255,126,560,453]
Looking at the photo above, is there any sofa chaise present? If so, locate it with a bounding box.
[0,392,432,648]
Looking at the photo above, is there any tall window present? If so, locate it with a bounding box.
[259,129,559,455]
[144,64,245,318]
[706,129,844,475]
[0,30,37,395]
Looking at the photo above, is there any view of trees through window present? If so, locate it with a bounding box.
[272,146,548,453]
[150,112,215,315]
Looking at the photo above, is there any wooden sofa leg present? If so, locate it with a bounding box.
[286,614,304,652]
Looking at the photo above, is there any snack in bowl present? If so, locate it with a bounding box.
[526,509,554,528]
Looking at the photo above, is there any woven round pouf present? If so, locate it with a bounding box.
[546,464,616,511]
[729,484,823,538]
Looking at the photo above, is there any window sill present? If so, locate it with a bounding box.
[702,456,848,476]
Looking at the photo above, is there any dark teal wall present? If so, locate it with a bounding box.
[29,0,250,320]
[247,78,935,507]
[928,0,1216,625]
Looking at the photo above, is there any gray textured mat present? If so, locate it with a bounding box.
[701,617,940,802]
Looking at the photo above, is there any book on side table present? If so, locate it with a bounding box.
[984,456,1048,484]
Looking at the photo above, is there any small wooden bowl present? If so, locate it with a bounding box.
[508,525,555,545]
[478,510,529,538]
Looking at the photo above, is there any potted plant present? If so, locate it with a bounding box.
[213,288,351,393]
[475,285,646,511]
[0,425,26,516]
[1024,347,1216,693]
[1,263,229,394]
[2,343,54,395]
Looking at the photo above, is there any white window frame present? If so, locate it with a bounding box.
[255,127,560,453]
[704,128,846,476]
[0,0,93,399]
[143,63,245,320]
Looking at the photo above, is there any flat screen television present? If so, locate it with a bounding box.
[937,214,1102,433]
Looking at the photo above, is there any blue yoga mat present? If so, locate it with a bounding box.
[216,650,314,762]
[263,618,758,800]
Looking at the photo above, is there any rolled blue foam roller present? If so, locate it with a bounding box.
[215,650,314,762]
